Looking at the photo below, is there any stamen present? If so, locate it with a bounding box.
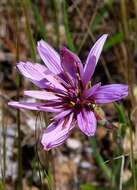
[70,101,75,106]
[88,81,92,88]
[87,103,91,106]
[76,72,80,80]
[92,104,96,108]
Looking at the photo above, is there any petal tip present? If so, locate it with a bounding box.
[37,39,44,46]
[101,34,108,40]
[41,134,53,151]
[8,101,18,107]
[103,33,108,37]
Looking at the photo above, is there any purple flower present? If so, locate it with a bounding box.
[8,34,128,150]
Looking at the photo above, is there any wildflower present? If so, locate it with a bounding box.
[8,34,128,150]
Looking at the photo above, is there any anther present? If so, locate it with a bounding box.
[70,101,75,106]
[76,72,80,80]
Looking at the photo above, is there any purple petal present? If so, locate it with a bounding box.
[52,109,72,121]
[41,113,74,150]
[34,63,48,73]
[8,102,45,110]
[17,62,48,88]
[82,82,101,99]
[38,106,62,112]
[82,56,96,86]
[37,40,62,74]
[30,79,49,88]
[17,62,46,80]
[86,34,108,66]
[77,109,97,136]
[24,90,59,100]
[42,70,67,91]
[92,84,128,104]
[8,101,61,112]
[82,35,107,85]
[60,47,84,79]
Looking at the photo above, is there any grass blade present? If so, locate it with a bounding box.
[22,0,36,62]
[63,0,76,52]
[30,0,47,41]
[90,138,112,181]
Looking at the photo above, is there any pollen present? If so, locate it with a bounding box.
[76,72,80,80]
[70,101,75,106]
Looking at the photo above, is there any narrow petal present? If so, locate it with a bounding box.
[86,34,108,66]
[18,62,67,91]
[41,113,74,150]
[34,63,48,73]
[82,35,107,85]
[77,109,96,136]
[82,82,101,99]
[17,62,46,80]
[8,102,45,110]
[29,79,47,88]
[60,47,84,79]
[17,62,48,88]
[8,101,61,112]
[52,109,72,121]
[37,106,62,112]
[42,70,67,91]
[24,90,59,100]
[92,84,128,104]
[37,40,62,74]
[82,56,96,86]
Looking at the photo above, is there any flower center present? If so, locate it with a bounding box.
[68,97,95,112]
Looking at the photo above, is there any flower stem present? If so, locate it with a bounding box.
[129,126,137,190]
[13,1,23,189]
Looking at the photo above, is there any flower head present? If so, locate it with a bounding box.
[8,34,128,150]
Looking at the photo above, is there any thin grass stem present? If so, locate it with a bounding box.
[90,139,112,181]
[119,155,124,190]
[52,0,60,47]
[2,121,7,189]
[129,126,137,190]
[63,0,76,52]
[72,0,112,82]
[22,0,36,62]
[29,0,47,41]
[0,96,6,190]
[35,112,54,190]
[12,1,23,189]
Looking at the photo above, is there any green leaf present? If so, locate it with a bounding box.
[104,33,124,51]
[80,184,111,190]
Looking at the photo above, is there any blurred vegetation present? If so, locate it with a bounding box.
[0,0,137,190]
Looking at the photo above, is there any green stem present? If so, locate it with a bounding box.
[119,156,125,190]
[53,0,60,47]
[129,126,137,190]
[1,98,6,190]
[133,0,137,17]
[120,0,129,37]
[0,181,4,190]
[2,122,6,189]
[22,0,36,62]
[13,1,23,189]
[90,139,112,181]
[30,0,47,41]
[63,0,76,52]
